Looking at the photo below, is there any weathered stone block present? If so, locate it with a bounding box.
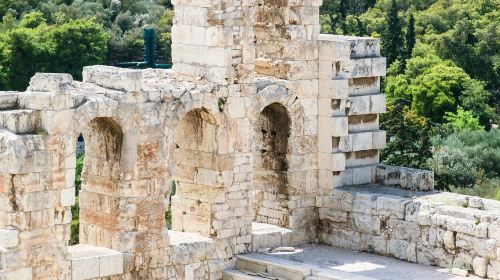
[353,193,378,215]
[352,213,380,235]
[0,229,19,249]
[443,230,455,249]
[83,66,142,92]
[0,110,40,134]
[318,79,348,99]
[375,165,434,191]
[0,268,32,280]
[387,219,420,242]
[318,208,348,223]
[387,239,409,260]
[318,116,348,136]
[376,195,408,219]
[487,260,500,280]
[28,73,73,93]
[473,256,488,277]
[60,188,75,207]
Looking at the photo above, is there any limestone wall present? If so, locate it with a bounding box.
[318,185,500,279]
[3,0,489,278]
[0,33,394,280]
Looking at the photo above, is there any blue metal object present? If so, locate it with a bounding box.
[116,29,171,69]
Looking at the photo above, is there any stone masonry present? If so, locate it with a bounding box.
[0,0,499,279]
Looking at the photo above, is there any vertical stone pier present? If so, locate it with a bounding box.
[317,35,386,196]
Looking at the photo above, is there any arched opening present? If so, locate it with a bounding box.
[171,108,221,237]
[253,103,291,227]
[78,117,123,248]
[70,133,85,245]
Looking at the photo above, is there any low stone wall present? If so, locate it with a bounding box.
[318,185,500,279]
[375,165,434,191]
[166,231,233,280]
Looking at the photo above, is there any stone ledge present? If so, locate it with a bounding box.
[375,164,434,191]
[0,110,41,134]
[82,66,142,93]
[318,34,381,60]
[251,223,293,252]
[319,58,386,80]
[28,73,73,93]
[0,92,20,111]
[68,244,123,280]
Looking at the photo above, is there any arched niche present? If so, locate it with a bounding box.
[253,102,291,227]
[78,117,123,247]
[171,108,225,237]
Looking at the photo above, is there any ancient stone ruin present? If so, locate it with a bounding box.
[0,0,499,279]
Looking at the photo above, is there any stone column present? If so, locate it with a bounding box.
[317,35,386,197]
[170,0,258,277]
[0,95,72,279]
[251,0,323,243]
[79,68,172,278]
[171,0,255,86]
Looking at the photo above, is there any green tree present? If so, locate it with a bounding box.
[19,11,45,28]
[0,40,8,89]
[1,12,17,31]
[410,63,470,122]
[429,145,481,190]
[320,0,375,34]
[381,98,432,168]
[382,0,403,64]
[157,9,173,63]
[4,27,52,90]
[460,79,494,129]
[49,19,108,80]
[444,107,485,131]
[428,129,500,190]
[404,13,415,61]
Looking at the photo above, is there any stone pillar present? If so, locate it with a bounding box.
[250,0,323,243]
[171,0,258,276]
[118,121,171,278]
[171,0,255,86]
[0,109,72,279]
[79,68,172,278]
[317,35,386,195]
[253,0,322,81]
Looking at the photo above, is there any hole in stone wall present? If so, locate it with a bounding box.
[253,102,291,227]
[78,117,123,248]
[70,133,85,245]
[349,77,378,87]
[331,99,342,110]
[348,114,379,132]
[348,114,378,125]
[332,137,340,149]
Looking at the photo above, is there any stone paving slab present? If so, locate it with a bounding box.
[267,243,483,280]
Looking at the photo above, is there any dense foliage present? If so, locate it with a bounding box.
[0,0,173,90]
[429,130,500,198]
[70,154,84,245]
[322,0,499,199]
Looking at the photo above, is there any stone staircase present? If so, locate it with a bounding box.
[223,254,376,280]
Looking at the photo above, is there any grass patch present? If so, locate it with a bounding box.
[450,178,500,201]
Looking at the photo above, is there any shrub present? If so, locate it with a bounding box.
[428,129,500,190]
